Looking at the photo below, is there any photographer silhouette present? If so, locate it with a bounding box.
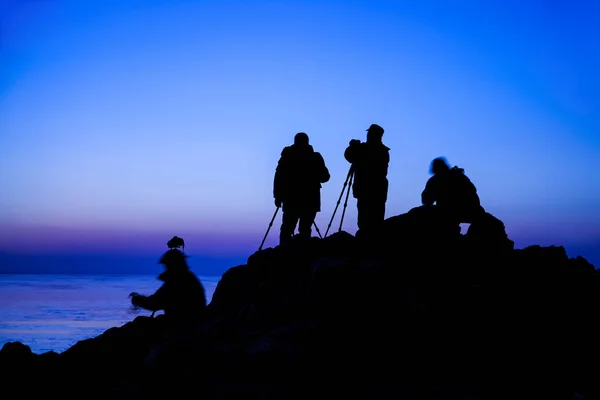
[343,124,390,237]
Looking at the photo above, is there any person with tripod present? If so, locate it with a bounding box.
[344,124,390,237]
[273,132,330,245]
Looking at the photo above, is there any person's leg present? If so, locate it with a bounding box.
[374,199,386,226]
[280,208,299,245]
[357,197,370,233]
[298,210,317,239]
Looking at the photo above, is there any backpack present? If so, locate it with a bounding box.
[449,166,479,202]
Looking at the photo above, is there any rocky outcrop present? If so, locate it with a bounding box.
[1,206,598,399]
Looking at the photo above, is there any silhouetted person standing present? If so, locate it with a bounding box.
[130,248,206,323]
[274,132,330,245]
[421,157,485,224]
[344,124,390,236]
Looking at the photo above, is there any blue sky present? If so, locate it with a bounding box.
[1,0,599,272]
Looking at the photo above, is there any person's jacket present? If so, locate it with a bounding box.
[273,144,330,211]
[132,267,206,321]
[344,140,390,200]
[421,166,484,222]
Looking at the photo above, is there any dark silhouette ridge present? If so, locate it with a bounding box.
[2,208,599,399]
[273,132,330,245]
[344,123,390,239]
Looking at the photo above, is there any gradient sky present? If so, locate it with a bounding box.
[1,0,599,273]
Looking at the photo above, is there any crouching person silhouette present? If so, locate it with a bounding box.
[130,248,207,324]
[421,157,485,224]
[273,132,330,245]
[129,247,207,367]
[60,243,208,380]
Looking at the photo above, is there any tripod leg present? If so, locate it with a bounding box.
[338,172,354,232]
[313,221,322,239]
[259,207,280,251]
[324,167,353,238]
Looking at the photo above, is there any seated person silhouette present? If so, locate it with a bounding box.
[273,132,330,245]
[130,248,206,323]
[421,157,485,224]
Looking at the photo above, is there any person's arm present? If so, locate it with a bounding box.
[273,149,288,205]
[131,284,167,312]
[384,147,390,167]
[314,152,330,183]
[381,147,390,177]
[421,177,436,206]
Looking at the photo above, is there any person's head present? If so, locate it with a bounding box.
[366,124,384,142]
[158,249,189,272]
[294,132,309,146]
[430,157,450,175]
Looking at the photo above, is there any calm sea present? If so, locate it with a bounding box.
[0,274,220,354]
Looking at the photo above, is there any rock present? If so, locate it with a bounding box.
[0,341,34,359]
[207,264,253,318]
[466,211,514,251]
[0,341,36,369]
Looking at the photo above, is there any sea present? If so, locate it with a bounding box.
[0,274,220,354]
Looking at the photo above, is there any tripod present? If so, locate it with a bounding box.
[324,166,355,237]
[259,207,323,251]
[259,207,280,251]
